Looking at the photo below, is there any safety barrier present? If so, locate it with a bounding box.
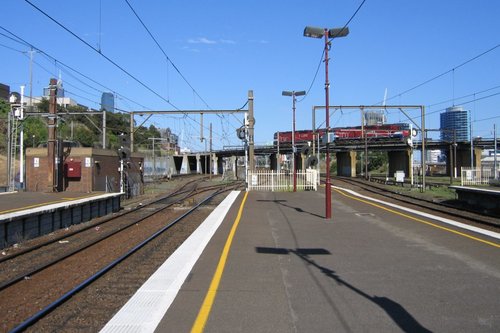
[247,169,318,191]
[461,167,492,186]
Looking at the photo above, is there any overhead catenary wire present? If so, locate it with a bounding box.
[0,42,25,53]
[2,25,219,141]
[23,0,181,111]
[0,26,154,112]
[117,0,240,137]
[124,0,211,110]
[427,84,500,108]
[396,91,500,125]
[19,1,252,148]
[380,42,500,105]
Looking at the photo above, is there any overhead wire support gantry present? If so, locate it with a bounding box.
[128,109,249,152]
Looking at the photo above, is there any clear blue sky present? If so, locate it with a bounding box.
[2,0,499,151]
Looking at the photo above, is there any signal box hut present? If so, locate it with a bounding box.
[25,147,144,197]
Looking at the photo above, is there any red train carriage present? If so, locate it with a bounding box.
[274,123,410,145]
[273,129,326,145]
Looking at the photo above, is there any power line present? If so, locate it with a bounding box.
[329,0,367,41]
[10,3,242,148]
[475,114,500,123]
[0,31,30,47]
[382,42,500,104]
[124,0,246,144]
[0,25,154,112]
[124,0,211,109]
[0,42,24,53]
[427,84,500,108]
[298,49,324,102]
[24,0,180,110]
[404,91,500,123]
[24,0,233,144]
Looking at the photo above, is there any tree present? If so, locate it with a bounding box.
[0,100,9,153]
[23,116,47,148]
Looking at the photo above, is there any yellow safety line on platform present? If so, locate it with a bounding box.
[334,188,500,249]
[191,191,249,333]
[0,194,102,215]
[0,199,72,214]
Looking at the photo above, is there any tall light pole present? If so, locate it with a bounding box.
[282,90,306,192]
[304,26,349,219]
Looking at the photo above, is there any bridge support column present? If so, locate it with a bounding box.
[212,154,219,175]
[270,153,278,171]
[196,154,202,174]
[217,155,223,175]
[336,151,357,177]
[230,156,237,180]
[446,146,483,178]
[458,147,483,172]
[180,154,190,174]
[173,156,183,174]
[388,150,411,179]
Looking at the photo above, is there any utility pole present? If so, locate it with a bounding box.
[248,90,255,171]
[421,106,426,191]
[29,48,34,109]
[470,110,473,168]
[130,113,134,152]
[102,108,107,149]
[361,107,368,179]
[19,86,25,190]
[494,124,498,180]
[47,78,58,192]
[209,122,212,180]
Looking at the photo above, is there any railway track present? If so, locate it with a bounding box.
[0,177,243,332]
[331,176,500,230]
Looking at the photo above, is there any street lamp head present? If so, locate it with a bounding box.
[328,27,349,38]
[282,90,307,97]
[303,26,325,38]
[303,26,350,39]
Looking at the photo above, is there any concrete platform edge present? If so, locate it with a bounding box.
[99,190,241,333]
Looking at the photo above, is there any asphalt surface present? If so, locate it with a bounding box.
[0,191,107,215]
[155,188,500,332]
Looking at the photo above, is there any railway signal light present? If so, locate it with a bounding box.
[118,133,131,160]
[236,126,246,141]
[300,144,311,156]
[306,156,318,168]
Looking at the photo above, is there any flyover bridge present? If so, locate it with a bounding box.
[173,138,495,180]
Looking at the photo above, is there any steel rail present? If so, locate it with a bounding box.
[0,187,201,292]
[0,177,203,264]
[332,176,500,228]
[10,188,224,333]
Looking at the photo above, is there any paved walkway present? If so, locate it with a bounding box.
[107,189,500,332]
[0,191,107,215]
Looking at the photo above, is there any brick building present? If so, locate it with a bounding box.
[25,147,144,196]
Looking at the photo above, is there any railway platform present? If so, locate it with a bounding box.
[102,188,500,333]
[0,191,121,249]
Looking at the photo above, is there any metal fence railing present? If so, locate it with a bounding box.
[461,167,492,186]
[247,169,318,192]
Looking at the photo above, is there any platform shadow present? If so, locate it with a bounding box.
[256,246,432,333]
[256,199,324,219]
